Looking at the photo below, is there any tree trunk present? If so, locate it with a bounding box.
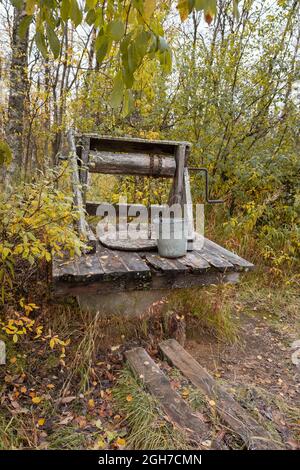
[5,2,29,183]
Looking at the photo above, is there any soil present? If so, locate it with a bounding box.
[186,314,299,406]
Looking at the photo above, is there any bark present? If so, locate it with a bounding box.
[5,2,29,182]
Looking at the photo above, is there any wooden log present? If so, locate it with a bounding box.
[159,339,282,450]
[125,347,210,445]
[88,150,176,177]
[67,129,96,254]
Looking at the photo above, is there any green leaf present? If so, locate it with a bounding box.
[158,36,169,52]
[107,20,125,42]
[159,48,172,74]
[35,31,48,58]
[122,89,134,117]
[122,67,134,89]
[0,140,12,167]
[194,0,206,10]
[18,15,33,39]
[10,0,23,8]
[85,0,97,10]
[46,25,60,58]
[70,0,83,27]
[233,0,240,20]
[61,0,71,22]
[86,9,96,25]
[110,72,124,109]
[95,34,110,64]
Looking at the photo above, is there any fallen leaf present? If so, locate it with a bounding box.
[59,415,74,425]
[181,388,190,398]
[88,398,95,409]
[10,357,17,364]
[56,396,76,405]
[208,400,216,407]
[32,396,42,404]
[38,418,45,426]
[116,437,126,447]
[20,386,27,393]
[47,384,55,389]
[126,395,133,402]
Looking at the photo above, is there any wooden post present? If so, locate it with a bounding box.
[67,129,96,253]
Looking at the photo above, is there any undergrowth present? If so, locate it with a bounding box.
[113,367,189,450]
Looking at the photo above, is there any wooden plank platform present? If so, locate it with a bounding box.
[52,237,254,295]
[125,347,210,446]
[159,339,282,450]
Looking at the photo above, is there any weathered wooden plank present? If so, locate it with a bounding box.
[169,144,186,205]
[182,168,195,241]
[144,253,188,273]
[74,252,105,282]
[97,247,130,278]
[113,250,151,281]
[68,129,87,239]
[87,134,191,156]
[198,247,235,272]
[178,251,210,272]
[203,238,254,270]
[159,339,282,450]
[52,257,78,282]
[78,135,90,206]
[53,270,240,296]
[86,201,166,217]
[88,150,176,177]
[125,347,209,445]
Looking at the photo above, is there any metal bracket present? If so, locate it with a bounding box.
[188,167,224,204]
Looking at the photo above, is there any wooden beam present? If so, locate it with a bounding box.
[125,347,210,445]
[159,339,282,450]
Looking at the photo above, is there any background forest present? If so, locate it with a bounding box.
[0,0,299,451]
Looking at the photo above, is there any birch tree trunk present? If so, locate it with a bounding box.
[5,2,29,184]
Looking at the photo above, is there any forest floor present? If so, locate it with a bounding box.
[0,271,299,450]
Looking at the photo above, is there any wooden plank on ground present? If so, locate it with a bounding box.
[159,339,282,450]
[125,347,210,446]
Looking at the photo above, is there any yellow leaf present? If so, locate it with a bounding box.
[143,0,156,20]
[10,356,17,364]
[13,334,18,343]
[116,437,126,447]
[38,418,45,426]
[177,0,189,21]
[88,398,95,409]
[181,388,190,398]
[32,396,42,404]
[95,438,106,449]
[47,383,55,389]
[20,386,27,393]
[126,394,133,402]
[209,399,216,407]
[49,338,55,349]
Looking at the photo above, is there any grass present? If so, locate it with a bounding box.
[113,367,190,450]
[167,285,239,343]
[233,383,300,444]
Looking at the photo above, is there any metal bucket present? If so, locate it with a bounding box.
[154,217,187,258]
